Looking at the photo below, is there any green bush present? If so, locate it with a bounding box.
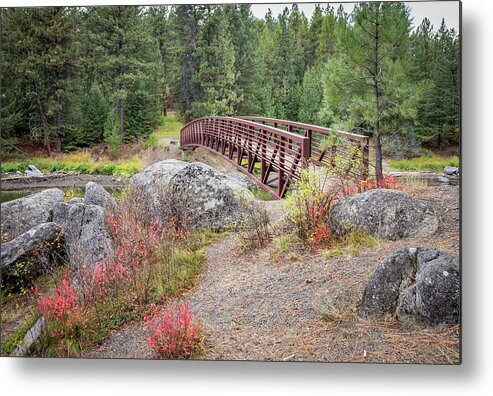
[145,132,159,149]
[97,163,117,176]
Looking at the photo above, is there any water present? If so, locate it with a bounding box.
[0,187,124,204]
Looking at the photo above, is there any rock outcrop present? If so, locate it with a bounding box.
[130,160,253,231]
[84,181,116,211]
[360,247,460,326]
[130,159,188,218]
[53,202,113,268]
[329,189,438,240]
[1,222,61,273]
[1,188,64,242]
[168,162,254,231]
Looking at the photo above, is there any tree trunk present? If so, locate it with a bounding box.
[55,93,62,153]
[119,98,124,142]
[374,133,383,182]
[373,3,383,182]
[36,96,51,157]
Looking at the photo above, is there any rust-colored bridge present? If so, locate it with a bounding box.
[180,116,370,199]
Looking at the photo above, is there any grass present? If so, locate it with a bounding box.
[249,185,277,201]
[1,314,40,356]
[345,230,379,257]
[155,114,183,140]
[323,246,344,259]
[1,151,141,178]
[389,155,459,172]
[274,234,297,254]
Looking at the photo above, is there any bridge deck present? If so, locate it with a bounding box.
[180,116,370,199]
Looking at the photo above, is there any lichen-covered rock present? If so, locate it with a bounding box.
[130,159,188,218]
[1,188,64,242]
[329,189,438,240]
[54,203,113,267]
[359,248,417,319]
[84,182,116,211]
[68,197,84,205]
[169,162,254,231]
[0,222,61,273]
[360,247,460,326]
[397,248,459,325]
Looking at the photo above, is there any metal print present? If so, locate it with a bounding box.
[0,1,461,363]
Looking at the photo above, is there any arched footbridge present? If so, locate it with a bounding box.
[180,116,370,199]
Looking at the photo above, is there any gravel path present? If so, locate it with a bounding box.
[84,183,460,362]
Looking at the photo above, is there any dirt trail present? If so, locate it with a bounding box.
[84,185,459,362]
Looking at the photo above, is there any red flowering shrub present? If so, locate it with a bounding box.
[35,274,86,331]
[311,224,332,246]
[145,302,204,359]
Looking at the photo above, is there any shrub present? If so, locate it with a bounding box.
[284,169,340,243]
[34,274,87,346]
[145,132,159,149]
[232,193,271,250]
[145,302,204,359]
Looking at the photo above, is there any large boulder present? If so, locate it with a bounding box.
[84,182,116,211]
[359,249,416,319]
[129,159,188,218]
[329,189,438,240]
[397,248,460,325]
[360,247,459,326]
[1,188,64,242]
[53,202,113,268]
[168,162,254,231]
[0,222,61,273]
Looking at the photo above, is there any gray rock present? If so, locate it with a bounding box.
[84,182,116,211]
[329,189,438,240]
[168,162,254,231]
[1,222,61,272]
[68,197,85,205]
[130,159,188,218]
[360,247,460,326]
[397,248,460,325]
[444,166,459,175]
[359,248,417,319]
[24,164,43,177]
[1,188,64,242]
[54,203,113,268]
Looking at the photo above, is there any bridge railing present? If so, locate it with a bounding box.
[180,116,311,198]
[238,116,370,180]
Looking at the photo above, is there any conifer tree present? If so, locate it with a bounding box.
[323,2,425,180]
[81,6,156,141]
[193,7,238,117]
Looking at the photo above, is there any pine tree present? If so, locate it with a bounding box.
[225,4,273,115]
[193,7,238,117]
[1,7,78,154]
[81,6,156,141]
[324,2,425,180]
[80,84,109,145]
[167,5,202,121]
[422,19,460,147]
[299,66,324,125]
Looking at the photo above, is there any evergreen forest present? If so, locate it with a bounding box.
[1,3,460,161]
